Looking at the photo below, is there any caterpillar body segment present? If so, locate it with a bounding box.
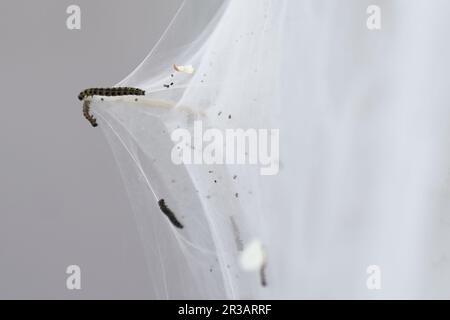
[78,87,146,127]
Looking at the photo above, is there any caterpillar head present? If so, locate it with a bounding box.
[78,92,84,101]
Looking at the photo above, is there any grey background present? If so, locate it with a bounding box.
[0,0,183,299]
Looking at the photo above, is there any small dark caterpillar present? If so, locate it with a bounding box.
[78,87,146,101]
[158,199,184,229]
[260,263,267,287]
[78,87,146,127]
[83,100,97,127]
[229,216,244,251]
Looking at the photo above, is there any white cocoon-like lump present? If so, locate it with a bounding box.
[173,64,195,74]
[239,240,266,272]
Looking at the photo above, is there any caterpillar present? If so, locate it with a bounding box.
[78,87,146,127]
[230,216,244,251]
[260,263,267,287]
[82,100,97,127]
[158,199,184,229]
[78,87,146,101]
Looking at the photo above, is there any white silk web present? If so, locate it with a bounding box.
[89,0,450,299]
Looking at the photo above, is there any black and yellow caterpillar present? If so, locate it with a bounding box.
[78,87,145,101]
[78,87,146,127]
